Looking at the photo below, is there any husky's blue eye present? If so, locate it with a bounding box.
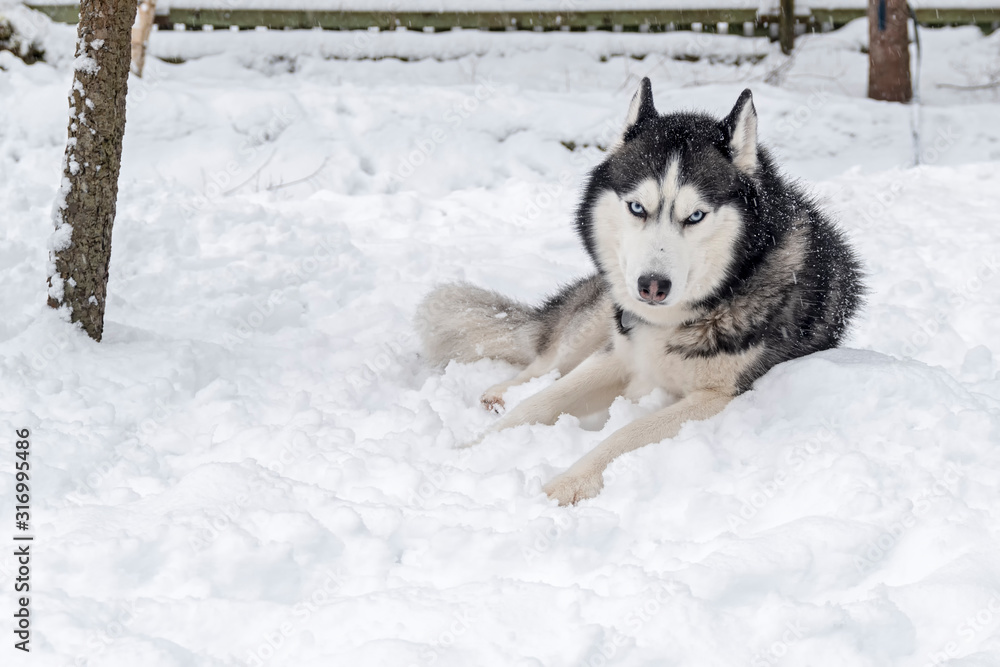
[686,210,706,224]
[628,201,646,217]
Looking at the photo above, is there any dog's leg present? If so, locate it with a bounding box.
[481,353,559,413]
[481,308,610,413]
[481,351,627,436]
[543,389,732,505]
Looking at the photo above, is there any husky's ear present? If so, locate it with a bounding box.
[618,77,657,145]
[721,89,758,174]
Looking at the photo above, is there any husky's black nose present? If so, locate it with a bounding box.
[637,274,671,303]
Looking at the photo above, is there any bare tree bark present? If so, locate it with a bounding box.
[779,0,795,55]
[868,0,912,102]
[130,0,157,77]
[48,0,138,341]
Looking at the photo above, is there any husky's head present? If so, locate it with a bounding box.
[578,79,765,325]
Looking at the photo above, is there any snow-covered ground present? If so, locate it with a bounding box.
[2,4,1000,665]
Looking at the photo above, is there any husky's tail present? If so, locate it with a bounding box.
[415,283,539,368]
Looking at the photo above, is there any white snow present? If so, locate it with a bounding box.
[1,7,1000,666]
[71,36,98,74]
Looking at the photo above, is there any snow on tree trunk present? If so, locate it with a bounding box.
[130,0,156,77]
[48,0,138,342]
[868,0,912,103]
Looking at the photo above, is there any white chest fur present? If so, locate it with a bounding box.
[615,324,761,400]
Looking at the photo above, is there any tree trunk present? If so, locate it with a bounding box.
[130,0,157,77]
[48,0,138,342]
[779,0,795,55]
[868,0,912,102]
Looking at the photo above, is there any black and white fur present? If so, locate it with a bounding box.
[416,79,864,505]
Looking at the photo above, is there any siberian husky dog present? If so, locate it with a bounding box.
[416,78,864,505]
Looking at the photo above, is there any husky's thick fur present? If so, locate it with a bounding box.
[416,79,864,505]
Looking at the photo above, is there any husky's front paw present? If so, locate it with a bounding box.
[480,391,505,413]
[543,467,604,506]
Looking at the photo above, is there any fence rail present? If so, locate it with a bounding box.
[24,4,1000,34]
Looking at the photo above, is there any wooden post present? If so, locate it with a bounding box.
[131,0,157,77]
[868,0,912,102]
[779,0,795,55]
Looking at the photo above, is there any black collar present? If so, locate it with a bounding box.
[614,306,646,336]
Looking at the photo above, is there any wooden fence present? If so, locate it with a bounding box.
[25,4,1000,35]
